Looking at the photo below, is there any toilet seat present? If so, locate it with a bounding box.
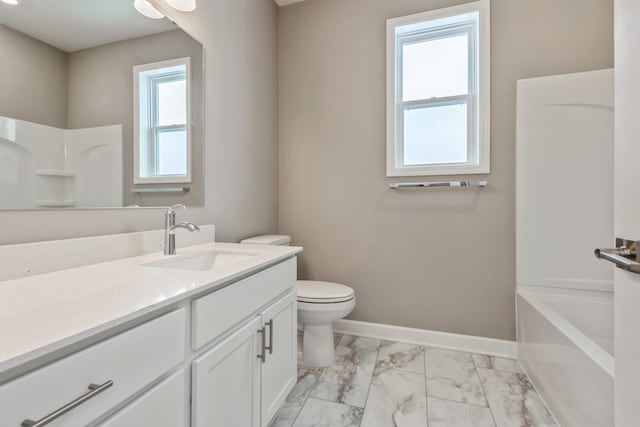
[296,280,355,304]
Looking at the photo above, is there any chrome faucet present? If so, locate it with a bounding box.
[164,204,200,255]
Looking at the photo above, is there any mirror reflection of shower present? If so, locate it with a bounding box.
[0,116,122,208]
[0,0,205,209]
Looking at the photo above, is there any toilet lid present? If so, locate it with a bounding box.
[296,281,355,303]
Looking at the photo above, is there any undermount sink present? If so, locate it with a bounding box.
[143,250,256,271]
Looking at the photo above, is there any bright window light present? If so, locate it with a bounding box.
[387,0,491,177]
[134,58,192,183]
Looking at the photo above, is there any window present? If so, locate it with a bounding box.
[134,57,191,183]
[387,1,490,176]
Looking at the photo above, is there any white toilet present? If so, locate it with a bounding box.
[240,235,355,367]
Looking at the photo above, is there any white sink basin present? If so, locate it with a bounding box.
[143,250,256,271]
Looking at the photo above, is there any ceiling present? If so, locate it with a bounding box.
[0,0,177,53]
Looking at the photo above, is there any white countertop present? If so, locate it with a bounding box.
[0,242,302,376]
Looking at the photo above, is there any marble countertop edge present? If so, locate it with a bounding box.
[0,242,302,377]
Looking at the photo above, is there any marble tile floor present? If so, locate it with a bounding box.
[271,334,557,427]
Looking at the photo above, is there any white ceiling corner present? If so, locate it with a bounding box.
[0,0,177,53]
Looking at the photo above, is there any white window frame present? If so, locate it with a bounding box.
[386,0,490,177]
[134,57,192,184]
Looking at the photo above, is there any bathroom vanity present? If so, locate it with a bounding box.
[0,239,302,427]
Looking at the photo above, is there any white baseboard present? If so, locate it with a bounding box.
[333,319,517,359]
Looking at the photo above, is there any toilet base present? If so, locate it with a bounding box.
[301,323,335,368]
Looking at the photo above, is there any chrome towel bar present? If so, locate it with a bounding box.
[389,180,488,189]
[130,187,191,193]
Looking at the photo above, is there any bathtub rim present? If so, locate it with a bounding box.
[517,285,614,378]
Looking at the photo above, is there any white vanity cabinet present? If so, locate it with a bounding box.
[192,316,262,427]
[191,259,298,427]
[100,370,186,427]
[0,255,299,427]
[0,309,186,427]
[260,291,297,426]
[192,291,297,427]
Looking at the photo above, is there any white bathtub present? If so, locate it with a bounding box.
[517,286,614,427]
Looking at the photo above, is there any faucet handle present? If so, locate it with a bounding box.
[166,204,186,215]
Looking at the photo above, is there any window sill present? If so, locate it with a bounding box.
[386,163,490,177]
[134,176,192,185]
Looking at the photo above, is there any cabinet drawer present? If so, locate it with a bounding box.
[192,258,296,349]
[100,370,186,427]
[0,309,185,427]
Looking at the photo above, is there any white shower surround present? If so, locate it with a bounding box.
[517,287,613,427]
[516,69,614,427]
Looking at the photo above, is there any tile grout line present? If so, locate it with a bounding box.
[294,334,369,426]
[289,336,541,427]
[304,334,345,411]
[515,361,561,427]
[306,394,364,408]
[471,354,499,427]
[289,368,323,427]
[355,338,383,426]
[290,333,341,427]
[424,345,430,426]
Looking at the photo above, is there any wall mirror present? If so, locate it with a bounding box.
[0,0,204,209]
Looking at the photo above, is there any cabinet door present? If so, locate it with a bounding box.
[192,317,261,427]
[260,291,297,426]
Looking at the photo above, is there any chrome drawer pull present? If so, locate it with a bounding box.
[265,320,274,355]
[21,380,113,427]
[257,327,267,363]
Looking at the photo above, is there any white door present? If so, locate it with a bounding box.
[260,291,297,427]
[614,1,640,425]
[192,317,261,427]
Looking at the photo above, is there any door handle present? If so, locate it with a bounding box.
[265,320,274,355]
[257,327,267,363]
[595,238,640,274]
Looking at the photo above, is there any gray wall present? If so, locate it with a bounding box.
[67,30,204,207]
[0,24,67,128]
[0,0,279,245]
[278,0,613,340]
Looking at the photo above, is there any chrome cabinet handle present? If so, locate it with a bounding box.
[21,380,113,427]
[595,238,640,274]
[257,327,267,363]
[265,320,274,355]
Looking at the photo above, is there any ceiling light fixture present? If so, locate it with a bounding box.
[1,0,21,5]
[166,0,197,13]
[134,0,165,19]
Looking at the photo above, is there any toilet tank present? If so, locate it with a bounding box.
[240,235,291,246]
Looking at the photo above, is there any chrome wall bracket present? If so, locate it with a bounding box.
[595,238,640,274]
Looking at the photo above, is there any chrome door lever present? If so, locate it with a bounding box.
[595,238,640,274]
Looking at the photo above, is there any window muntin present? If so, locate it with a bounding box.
[134,58,191,184]
[387,1,490,177]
